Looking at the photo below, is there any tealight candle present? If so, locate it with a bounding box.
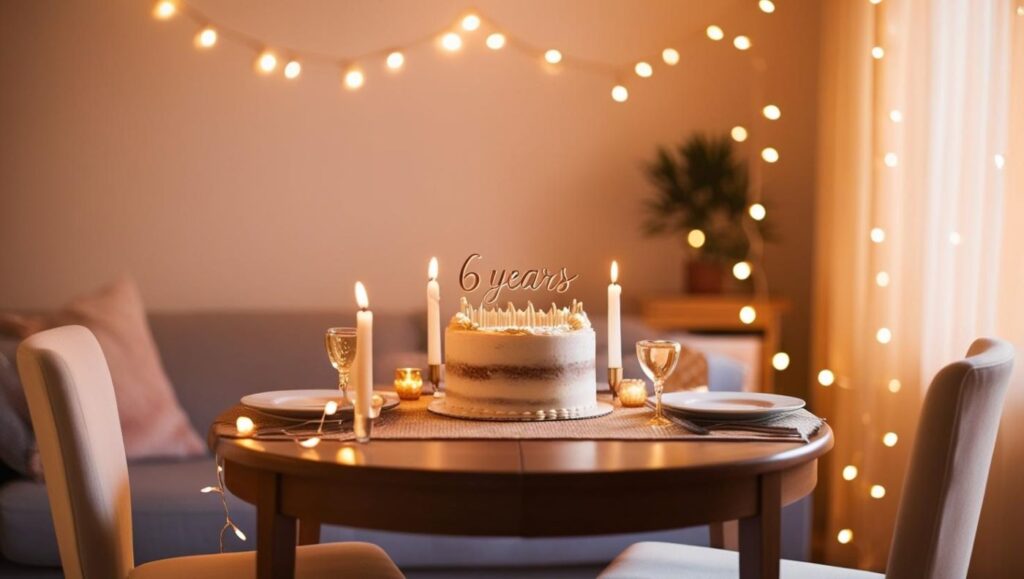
[394,368,424,400]
[618,379,648,408]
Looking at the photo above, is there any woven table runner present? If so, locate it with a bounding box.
[214,394,822,444]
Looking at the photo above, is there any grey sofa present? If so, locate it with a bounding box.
[0,311,809,576]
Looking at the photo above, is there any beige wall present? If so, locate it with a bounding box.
[0,0,820,397]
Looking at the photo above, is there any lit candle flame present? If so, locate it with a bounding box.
[428,257,438,280]
[610,261,619,284]
[355,281,369,310]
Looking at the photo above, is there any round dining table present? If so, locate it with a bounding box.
[210,418,833,579]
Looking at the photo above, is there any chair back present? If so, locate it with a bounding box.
[17,325,134,579]
[887,338,1014,578]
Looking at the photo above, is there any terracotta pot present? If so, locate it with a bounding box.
[685,259,724,294]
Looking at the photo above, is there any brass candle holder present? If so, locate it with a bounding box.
[394,368,424,400]
[618,379,648,408]
[429,364,443,398]
[608,367,623,401]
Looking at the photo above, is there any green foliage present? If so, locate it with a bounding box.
[643,133,769,262]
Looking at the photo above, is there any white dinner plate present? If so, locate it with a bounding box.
[241,389,399,418]
[658,391,805,420]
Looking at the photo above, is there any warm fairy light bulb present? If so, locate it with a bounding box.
[486,33,506,50]
[731,126,748,142]
[195,27,217,49]
[634,62,653,78]
[871,46,885,59]
[235,416,254,435]
[544,49,563,64]
[749,203,766,220]
[842,465,858,481]
[386,51,405,70]
[883,432,899,447]
[611,85,629,103]
[870,0,883,5]
[888,378,902,393]
[461,14,481,31]
[870,484,886,499]
[818,369,835,387]
[949,232,962,245]
[994,154,1005,169]
[441,32,463,52]
[300,436,322,448]
[201,485,218,493]
[706,25,724,41]
[232,523,247,541]
[662,48,680,65]
[761,147,779,163]
[763,104,781,120]
[733,261,752,280]
[739,305,757,324]
[772,352,790,371]
[870,227,886,243]
[876,327,892,344]
[837,529,853,544]
[257,51,278,74]
[344,68,365,90]
[759,0,776,13]
[884,153,899,167]
[153,1,176,20]
[890,109,903,123]
[687,229,706,248]
[733,36,752,50]
[324,400,339,416]
[283,60,301,79]
[1018,6,1024,16]
[876,271,890,287]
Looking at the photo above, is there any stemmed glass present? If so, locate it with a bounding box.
[636,339,682,426]
[325,327,357,404]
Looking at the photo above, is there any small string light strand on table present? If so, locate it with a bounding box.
[200,459,246,552]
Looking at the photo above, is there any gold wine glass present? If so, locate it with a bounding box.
[325,327,357,404]
[636,339,682,426]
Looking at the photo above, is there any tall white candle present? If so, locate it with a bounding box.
[608,261,622,368]
[354,281,373,442]
[427,257,441,365]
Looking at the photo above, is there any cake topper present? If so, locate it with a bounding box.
[459,253,579,304]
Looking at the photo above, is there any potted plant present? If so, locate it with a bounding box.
[643,133,768,293]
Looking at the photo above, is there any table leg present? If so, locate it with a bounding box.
[709,520,739,550]
[257,471,297,579]
[739,472,782,579]
[298,518,321,545]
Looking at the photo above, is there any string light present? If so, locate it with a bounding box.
[883,432,899,447]
[870,227,886,243]
[949,232,962,246]
[235,416,254,435]
[889,109,903,123]
[749,203,766,220]
[733,261,752,280]
[876,327,892,344]
[283,60,302,79]
[486,33,506,50]
[153,0,176,20]
[733,36,752,50]
[634,62,653,78]
[441,32,463,52]
[662,48,680,65]
[386,51,405,70]
[203,459,245,552]
[759,0,776,14]
[544,49,563,64]
[256,51,278,74]
[611,85,629,103]
[299,436,321,448]
[460,13,481,31]
[818,369,835,387]
[324,400,339,415]
[706,25,724,41]
[870,484,886,499]
[837,529,853,544]
[876,271,890,287]
[772,352,790,371]
[731,126,748,142]
[888,378,902,393]
[994,154,1005,169]
[739,305,757,324]
[344,68,365,90]
[687,229,706,248]
[762,104,781,120]
[842,465,859,481]
[761,147,779,163]
[884,152,899,167]
[871,46,885,59]
[195,26,217,49]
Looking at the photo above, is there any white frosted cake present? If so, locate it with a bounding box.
[440,298,603,420]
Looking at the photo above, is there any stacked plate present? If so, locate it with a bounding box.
[240,389,400,419]
[658,391,805,421]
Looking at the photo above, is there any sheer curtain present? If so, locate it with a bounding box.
[815,0,1023,574]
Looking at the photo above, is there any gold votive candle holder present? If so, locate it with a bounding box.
[394,368,424,400]
[618,379,648,408]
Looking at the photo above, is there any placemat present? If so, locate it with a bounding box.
[213,394,823,444]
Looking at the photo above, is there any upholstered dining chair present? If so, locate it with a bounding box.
[16,325,405,579]
[599,337,1015,579]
